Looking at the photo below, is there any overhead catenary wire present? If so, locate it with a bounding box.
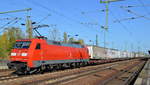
[68,7,102,31]
[26,0,97,30]
[0,18,21,33]
[7,18,22,27]
[109,9,144,50]
[2,13,18,19]
[113,15,145,23]
[120,4,150,8]
[25,0,98,35]
[81,9,105,14]
[0,17,20,21]
[118,5,149,52]
[80,9,104,27]
[23,0,101,39]
[78,7,109,44]
[137,0,150,14]
[36,14,51,24]
[27,0,80,23]
[120,7,150,20]
[109,10,132,36]
[109,10,141,52]
[0,19,17,29]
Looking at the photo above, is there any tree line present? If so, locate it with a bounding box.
[0,27,23,59]
[49,28,84,44]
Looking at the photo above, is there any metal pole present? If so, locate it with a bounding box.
[100,0,123,58]
[26,11,32,39]
[96,34,98,46]
[0,8,31,14]
[105,2,109,31]
[104,29,106,48]
[104,1,109,49]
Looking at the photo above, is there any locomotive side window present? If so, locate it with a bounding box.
[35,43,41,49]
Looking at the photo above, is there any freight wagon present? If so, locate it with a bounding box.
[87,45,143,59]
[87,46,107,59]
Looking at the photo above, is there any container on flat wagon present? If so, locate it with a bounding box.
[120,51,125,58]
[87,46,94,59]
[122,51,131,58]
[114,50,119,58]
[107,49,120,59]
[115,50,121,58]
[117,51,122,58]
[87,46,108,59]
[130,52,134,58]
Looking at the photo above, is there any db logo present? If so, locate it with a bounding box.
[17,53,21,56]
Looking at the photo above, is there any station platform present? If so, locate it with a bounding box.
[134,59,150,85]
[0,60,9,69]
[0,66,8,69]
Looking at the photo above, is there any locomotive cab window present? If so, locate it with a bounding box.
[35,43,41,49]
[14,41,31,49]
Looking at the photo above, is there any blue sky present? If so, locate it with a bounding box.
[0,0,150,53]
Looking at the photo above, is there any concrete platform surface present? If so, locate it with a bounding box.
[0,60,9,69]
[134,59,150,85]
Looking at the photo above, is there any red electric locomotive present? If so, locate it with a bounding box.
[7,38,89,74]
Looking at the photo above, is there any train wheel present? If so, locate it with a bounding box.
[29,69,38,74]
[81,62,85,67]
[40,65,46,74]
[35,67,41,73]
[75,62,80,68]
[70,63,75,69]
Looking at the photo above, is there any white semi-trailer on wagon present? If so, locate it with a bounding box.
[87,45,143,59]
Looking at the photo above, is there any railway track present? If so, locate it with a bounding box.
[44,60,144,85]
[0,75,19,81]
[27,59,144,85]
[21,64,117,85]
[0,69,9,72]
[99,60,145,85]
[37,64,117,85]
[0,59,141,85]
[0,69,14,77]
[0,59,145,85]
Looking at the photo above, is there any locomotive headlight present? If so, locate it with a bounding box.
[21,53,28,56]
[11,53,16,56]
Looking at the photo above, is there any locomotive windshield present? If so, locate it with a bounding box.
[13,41,31,49]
